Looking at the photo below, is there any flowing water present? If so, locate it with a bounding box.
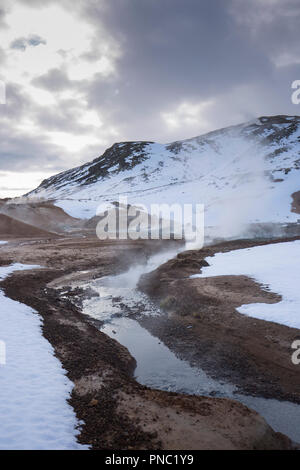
[76,250,300,443]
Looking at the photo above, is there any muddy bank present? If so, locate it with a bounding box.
[139,236,300,403]
[0,237,296,450]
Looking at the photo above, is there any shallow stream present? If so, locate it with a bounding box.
[77,250,300,443]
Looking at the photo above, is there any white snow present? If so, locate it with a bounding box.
[23,118,300,236]
[0,241,7,245]
[191,240,300,329]
[0,263,87,450]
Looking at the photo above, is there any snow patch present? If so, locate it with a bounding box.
[0,263,87,450]
[191,240,300,329]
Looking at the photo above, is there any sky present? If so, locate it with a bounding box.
[0,0,300,197]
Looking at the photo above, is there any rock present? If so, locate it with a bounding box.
[89,398,99,407]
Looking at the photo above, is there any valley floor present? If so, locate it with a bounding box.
[0,236,299,449]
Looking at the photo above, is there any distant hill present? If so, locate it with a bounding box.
[0,214,59,239]
[24,116,300,237]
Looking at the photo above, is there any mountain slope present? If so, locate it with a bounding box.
[0,214,59,239]
[24,116,300,233]
[0,201,83,235]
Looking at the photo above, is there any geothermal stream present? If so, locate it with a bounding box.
[74,247,300,443]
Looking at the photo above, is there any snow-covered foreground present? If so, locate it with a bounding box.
[0,264,87,450]
[191,240,300,329]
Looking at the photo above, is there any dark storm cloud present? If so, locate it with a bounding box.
[2,83,33,120]
[230,0,300,60]
[79,0,292,141]
[94,0,270,91]
[10,34,47,51]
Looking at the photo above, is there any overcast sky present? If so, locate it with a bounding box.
[0,0,300,197]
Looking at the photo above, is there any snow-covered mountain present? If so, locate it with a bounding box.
[25,115,300,234]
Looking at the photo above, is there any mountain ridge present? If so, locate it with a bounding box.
[22,115,300,229]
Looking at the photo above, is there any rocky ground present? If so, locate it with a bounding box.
[0,236,298,449]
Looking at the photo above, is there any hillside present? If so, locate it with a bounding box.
[0,214,59,239]
[24,116,300,237]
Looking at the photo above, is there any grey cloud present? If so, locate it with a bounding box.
[86,0,271,96]
[1,83,33,120]
[71,0,299,144]
[10,34,47,51]
[32,68,76,92]
[0,122,65,172]
[230,0,300,63]
[0,84,74,172]
[78,1,270,137]
[33,100,97,134]
[0,7,8,29]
